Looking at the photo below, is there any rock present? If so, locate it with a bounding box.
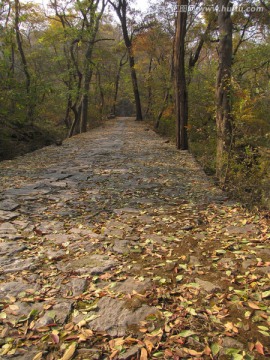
[195,278,221,293]
[0,210,19,221]
[0,281,38,298]
[0,242,27,256]
[45,233,76,244]
[118,345,141,359]
[242,259,255,269]
[0,199,20,211]
[112,240,130,254]
[13,220,30,230]
[255,266,270,274]
[141,233,164,244]
[217,257,235,268]
[41,172,72,181]
[46,249,66,260]
[225,224,256,235]
[57,254,117,275]
[5,185,50,196]
[189,256,201,267]
[35,301,73,328]
[0,349,42,360]
[136,215,153,224]
[53,301,73,324]
[69,228,103,239]
[50,181,68,188]
[113,208,140,215]
[63,278,87,296]
[76,348,101,359]
[2,258,37,273]
[113,278,151,295]
[0,222,17,234]
[83,296,159,337]
[34,314,55,328]
[220,337,244,355]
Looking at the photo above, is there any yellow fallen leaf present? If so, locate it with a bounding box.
[144,339,154,352]
[32,352,43,360]
[60,342,77,360]
[140,348,148,360]
[183,347,203,356]
[1,344,13,356]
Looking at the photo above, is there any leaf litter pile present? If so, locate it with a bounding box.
[0,117,269,360]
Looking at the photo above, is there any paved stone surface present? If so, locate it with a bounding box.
[78,296,159,337]
[0,117,268,359]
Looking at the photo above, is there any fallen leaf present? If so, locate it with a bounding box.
[183,347,203,356]
[211,342,221,356]
[32,353,43,360]
[144,339,154,352]
[140,348,148,360]
[255,341,264,355]
[178,330,196,338]
[248,301,260,309]
[60,342,77,360]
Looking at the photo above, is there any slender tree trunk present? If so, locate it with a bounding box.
[80,63,93,133]
[112,52,127,116]
[156,46,174,129]
[145,57,153,118]
[14,0,33,123]
[96,69,104,116]
[128,50,143,120]
[69,104,82,137]
[216,0,233,185]
[174,0,188,150]
[64,95,72,128]
[155,91,169,129]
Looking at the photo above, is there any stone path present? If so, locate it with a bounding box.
[0,118,269,359]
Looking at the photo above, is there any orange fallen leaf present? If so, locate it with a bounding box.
[140,348,148,360]
[248,301,260,310]
[144,339,154,352]
[204,345,211,355]
[255,341,264,355]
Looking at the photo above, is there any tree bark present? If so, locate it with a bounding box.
[112,52,127,116]
[14,0,33,123]
[128,50,143,120]
[79,1,105,133]
[145,57,153,118]
[109,0,143,121]
[216,0,233,185]
[174,0,188,150]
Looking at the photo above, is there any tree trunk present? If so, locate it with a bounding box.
[216,0,233,185]
[128,50,143,120]
[14,0,34,124]
[109,0,143,120]
[112,52,127,116]
[145,57,153,118]
[174,0,188,150]
[80,63,92,133]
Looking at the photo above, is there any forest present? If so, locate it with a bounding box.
[0,0,269,208]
